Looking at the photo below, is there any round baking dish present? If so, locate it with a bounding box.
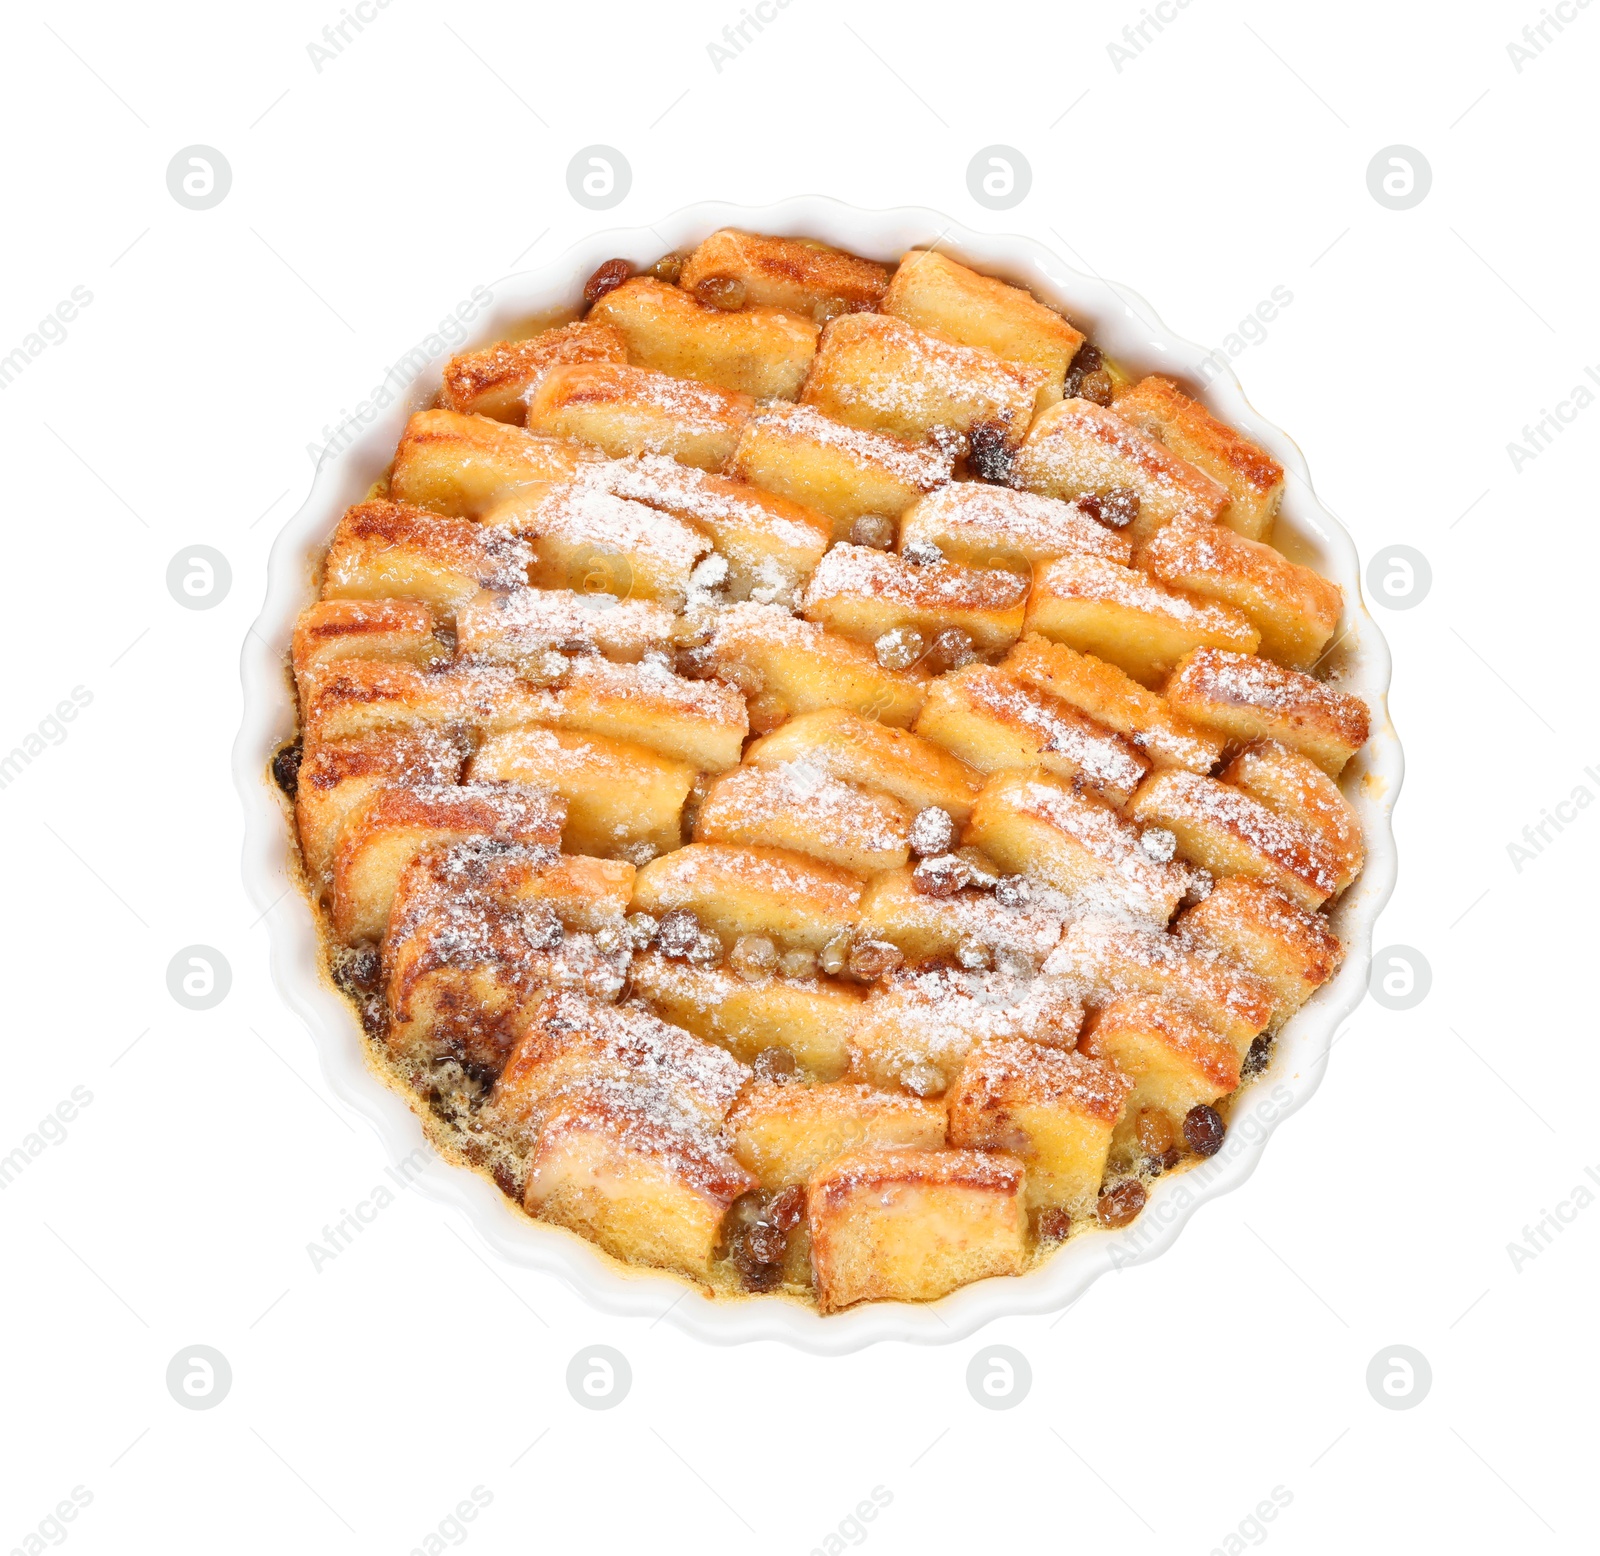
[234,197,1401,1353]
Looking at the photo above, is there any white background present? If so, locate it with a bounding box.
[2,0,1595,1551]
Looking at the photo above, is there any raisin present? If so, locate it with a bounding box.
[908,807,957,859]
[1241,1033,1273,1078]
[522,649,570,690]
[1140,826,1177,863]
[752,1046,798,1082]
[812,296,850,325]
[335,947,382,996]
[901,537,943,566]
[731,934,778,983]
[686,930,723,969]
[272,739,303,798]
[1135,1107,1175,1160]
[967,420,1015,483]
[656,909,703,959]
[779,947,817,980]
[625,911,660,950]
[848,938,904,981]
[911,853,970,898]
[1183,1104,1226,1157]
[1097,487,1140,529]
[694,275,746,311]
[745,1221,787,1265]
[1035,1207,1072,1243]
[956,939,993,971]
[850,513,896,550]
[819,931,852,977]
[583,258,633,307]
[491,1163,518,1198]
[1097,1179,1147,1228]
[674,644,716,680]
[874,626,926,671]
[768,1185,806,1233]
[729,1223,783,1289]
[994,874,1033,910]
[1063,341,1103,397]
[649,252,686,284]
[925,627,977,674]
[1078,369,1114,406]
[358,997,388,1041]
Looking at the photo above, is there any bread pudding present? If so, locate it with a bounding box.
[272,228,1368,1313]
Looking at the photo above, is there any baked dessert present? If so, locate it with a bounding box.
[273,229,1369,1313]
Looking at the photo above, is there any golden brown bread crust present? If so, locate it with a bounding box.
[679,229,891,315]
[1081,993,1242,1095]
[439,322,628,422]
[1111,376,1284,538]
[292,598,441,680]
[1163,648,1371,774]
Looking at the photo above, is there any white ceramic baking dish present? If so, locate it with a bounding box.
[234,197,1401,1354]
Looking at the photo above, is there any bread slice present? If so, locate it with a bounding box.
[884,249,1084,409]
[384,845,634,1072]
[631,842,862,951]
[332,781,564,943]
[522,1081,756,1277]
[1138,513,1342,670]
[292,599,445,681]
[1111,376,1284,540]
[490,988,748,1144]
[802,312,1045,451]
[294,730,465,887]
[538,655,749,772]
[486,480,710,610]
[743,707,984,822]
[1222,740,1363,892]
[728,402,952,540]
[1163,649,1370,776]
[1011,397,1228,544]
[703,601,927,730]
[898,482,1131,572]
[913,664,1149,805]
[585,455,830,606]
[693,763,912,875]
[728,1081,946,1189]
[849,963,1083,1096]
[627,951,863,1078]
[297,661,542,745]
[454,586,675,667]
[962,769,1189,925]
[439,322,627,422]
[1124,767,1338,911]
[999,634,1224,774]
[808,1148,1027,1311]
[947,1038,1131,1215]
[389,409,591,518]
[1080,995,1241,1165]
[469,725,694,859]
[1025,554,1260,687]
[524,361,753,471]
[678,228,891,316]
[855,867,1066,967]
[1177,876,1342,1032]
[1043,917,1272,1056]
[321,499,531,619]
[798,543,1030,652]
[588,276,818,399]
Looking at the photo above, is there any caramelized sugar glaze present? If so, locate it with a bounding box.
[275,230,1368,1312]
